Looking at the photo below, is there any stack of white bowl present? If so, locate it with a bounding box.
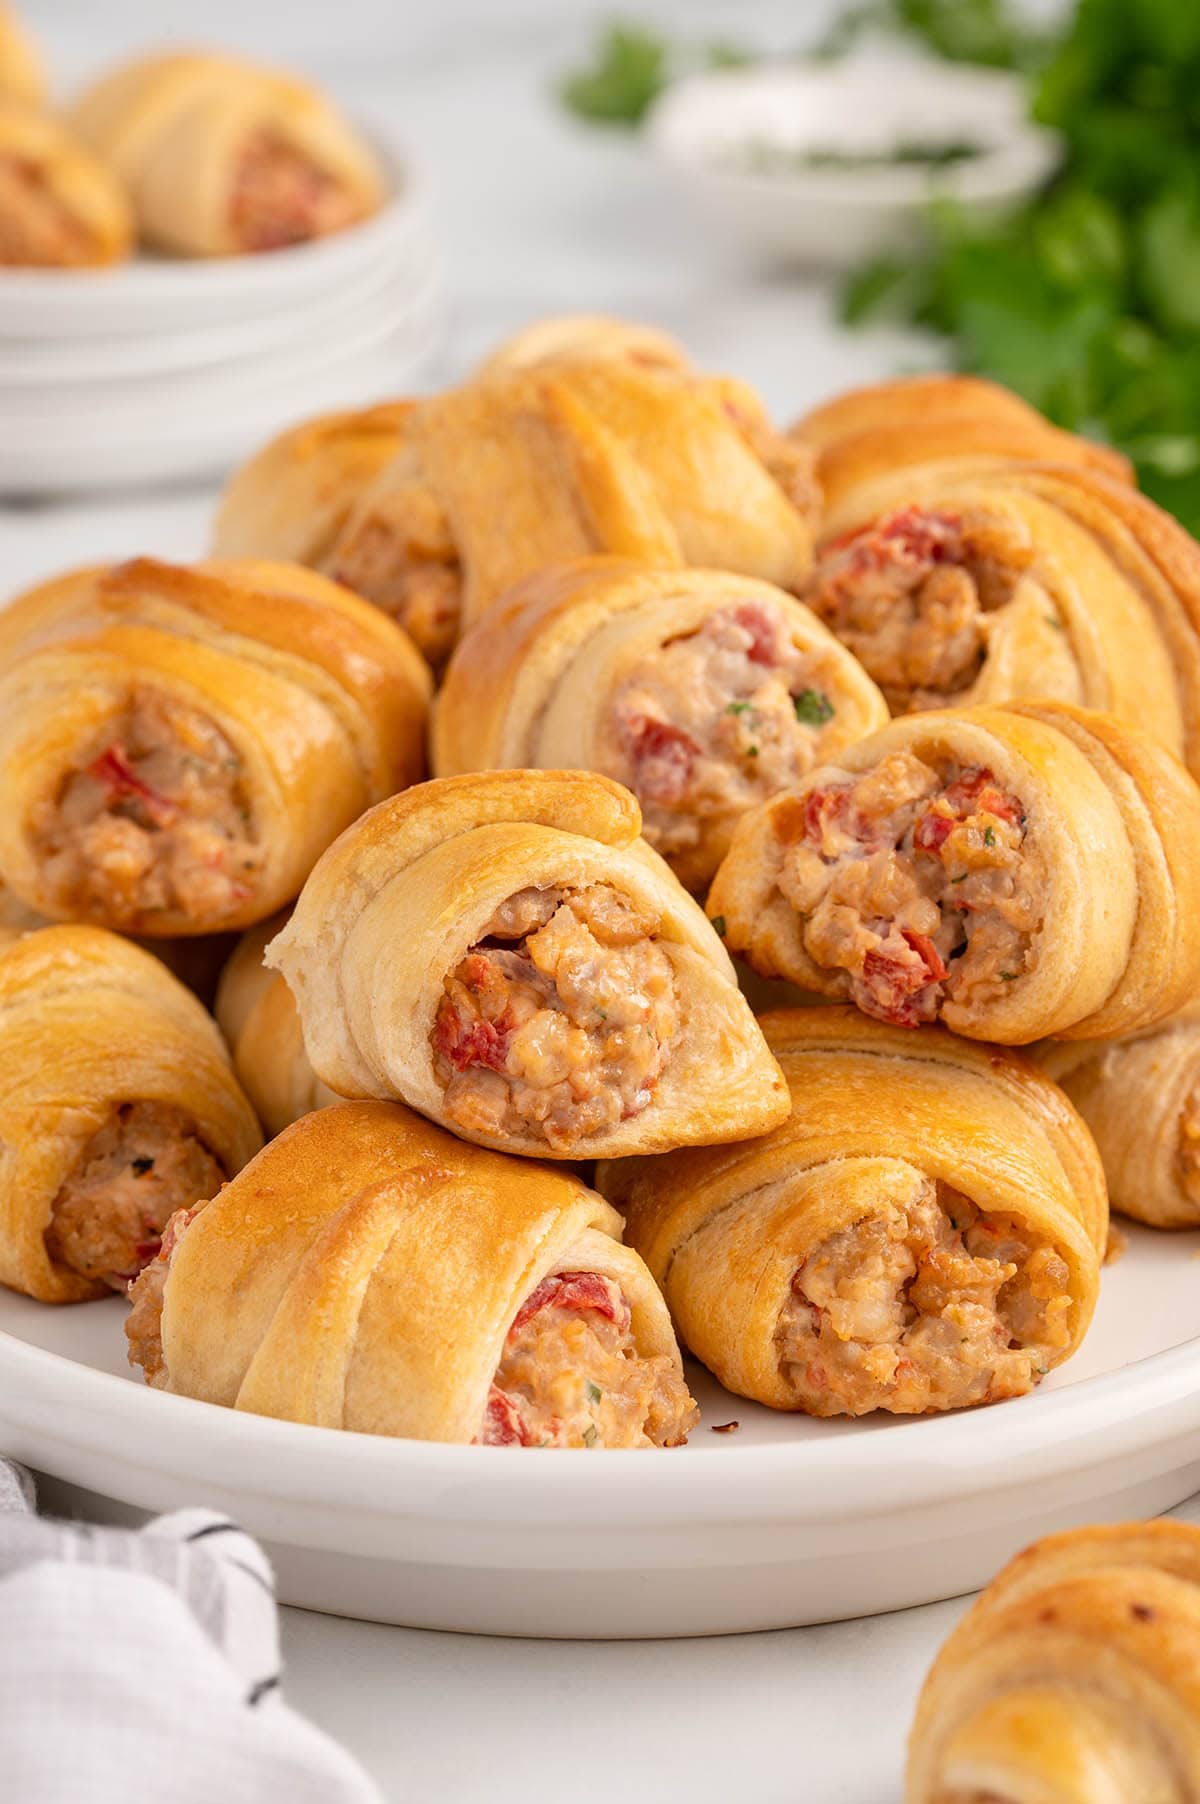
[0,125,442,496]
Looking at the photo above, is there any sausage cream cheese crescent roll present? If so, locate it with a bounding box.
[70,51,383,257]
[265,770,789,1158]
[435,557,888,891]
[0,100,133,267]
[709,701,1200,1045]
[792,373,1132,516]
[1035,1003,1200,1229]
[0,925,261,1304]
[598,1007,1105,1417]
[126,1100,700,1448]
[212,401,412,572]
[803,462,1197,767]
[318,358,817,668]
[0,5,44,108]
[215,914,336,1137]
[907,1521,1200,1802]
[0,556,430,938]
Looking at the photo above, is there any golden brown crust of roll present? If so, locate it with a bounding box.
[709,701,1200,1045]
[1035,1006,1200,1228]
[420,361,815,634]
[138,1098,688,1442]
[0,99,133,267]
[0,924,261,1303]
[0,6,42,108]
[598,1006,1105,1414]
[0,555,431,936]
[215,913,337,1136]
[908,1521,1200,1802]
[265,768,790,1158]
[476,313,691,379]
[792,374,1133,513]
[211,401,413,571]
[434,555,889,890]
[70,50,384,258]
[211,325,814,667]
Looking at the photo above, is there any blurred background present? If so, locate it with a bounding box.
[11,0,1198,530]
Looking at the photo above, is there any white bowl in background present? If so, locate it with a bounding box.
[648,58,1059,270]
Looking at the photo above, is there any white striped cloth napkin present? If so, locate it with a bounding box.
[0,1459,382,1803]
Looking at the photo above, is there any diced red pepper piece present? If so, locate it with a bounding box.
[478,1386,536,1447]
[913,809,954,854]
[901,929,947,984]
[859,931,945,1027]
[621,714,698,805]
[731,601,779,664]
[431,1001,511,1074]
[510,1270,625,1335]
[940,766,1021,825]
[88,743,177,827]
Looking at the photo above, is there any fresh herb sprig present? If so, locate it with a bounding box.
[841,0,1200,536]
[559,22,750,128]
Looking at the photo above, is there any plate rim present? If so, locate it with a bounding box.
[3,1308,1199,1534]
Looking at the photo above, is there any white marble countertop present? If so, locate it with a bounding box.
[3,6,1149,1800]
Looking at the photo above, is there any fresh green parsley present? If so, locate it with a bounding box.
[710,915,726,937]
[1000,970,1018,981]
[983,825,996,846]
[586,1380,603,1405]
[582,1424,599,1447]
[726,699,754,716]
[793,689,835,727]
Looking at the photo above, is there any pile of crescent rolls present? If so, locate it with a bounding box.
[0,4,384,266]
[6,307,1200,1473]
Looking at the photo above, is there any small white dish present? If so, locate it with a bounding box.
[648,58,1059,269]
[1,1222,1197,1638]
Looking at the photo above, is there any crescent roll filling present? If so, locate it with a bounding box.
[230,129,367,252]
[432,884,680,1148]
[606,599,845,867]
[327,457,462,665]
[0,154,92,266]
[776,1183,1072,1415]
[47,1105,224,1293]
[31,692,263,929]
[125,1202,201,1385]
[779,751,1040,1026]
[809,506,1039,713]
[480,1271,699,1448]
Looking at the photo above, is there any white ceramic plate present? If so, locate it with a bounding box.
[2,1223,1198,1638]
[648,58,1060,270]
[0,257,443,494]
[0,128,431,338]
